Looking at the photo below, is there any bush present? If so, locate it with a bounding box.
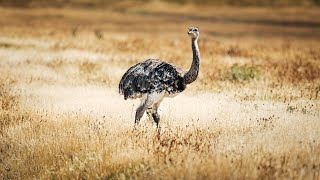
[226,64,260,82]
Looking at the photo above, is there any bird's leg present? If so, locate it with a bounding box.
[152,101,162,130]
[146,107,160,127]
[152,109,160,128]
[135,95,146,126]
[146,108,154,122]
[134,94,155,126]
[147,106,161,136]
[152,107,161,138]
[134,92,164,129]
[135,105,144,125]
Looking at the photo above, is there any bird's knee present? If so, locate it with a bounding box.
[135,107,145,123]
[152,113,160,123]
[136,110,143,118]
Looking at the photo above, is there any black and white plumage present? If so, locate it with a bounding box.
[119,26,200,129]
[119,59,186,100]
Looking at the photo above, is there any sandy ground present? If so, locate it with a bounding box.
[14,83,320,135]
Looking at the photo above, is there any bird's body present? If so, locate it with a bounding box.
[119,59,186,100]
[119,26,200,129]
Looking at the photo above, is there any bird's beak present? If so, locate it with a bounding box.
[188,31,192,35]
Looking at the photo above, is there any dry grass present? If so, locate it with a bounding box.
[0,2,320,179]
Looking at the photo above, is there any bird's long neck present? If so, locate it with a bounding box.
[184,38,200,84]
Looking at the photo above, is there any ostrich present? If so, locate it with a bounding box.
[119,26,200,129]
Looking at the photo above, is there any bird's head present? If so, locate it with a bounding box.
[188,26,199,40]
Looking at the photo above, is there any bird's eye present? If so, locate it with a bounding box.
[194,29,198,32]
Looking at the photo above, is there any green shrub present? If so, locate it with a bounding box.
[225,64,260,82]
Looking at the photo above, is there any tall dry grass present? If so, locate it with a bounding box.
[0,2,320,179]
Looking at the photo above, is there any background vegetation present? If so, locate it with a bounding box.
[1,0,320,7]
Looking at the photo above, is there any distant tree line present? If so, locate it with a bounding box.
[166,0,320,6]
[0,0,319,7]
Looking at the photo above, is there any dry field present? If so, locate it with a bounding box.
[1,2,320,179]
